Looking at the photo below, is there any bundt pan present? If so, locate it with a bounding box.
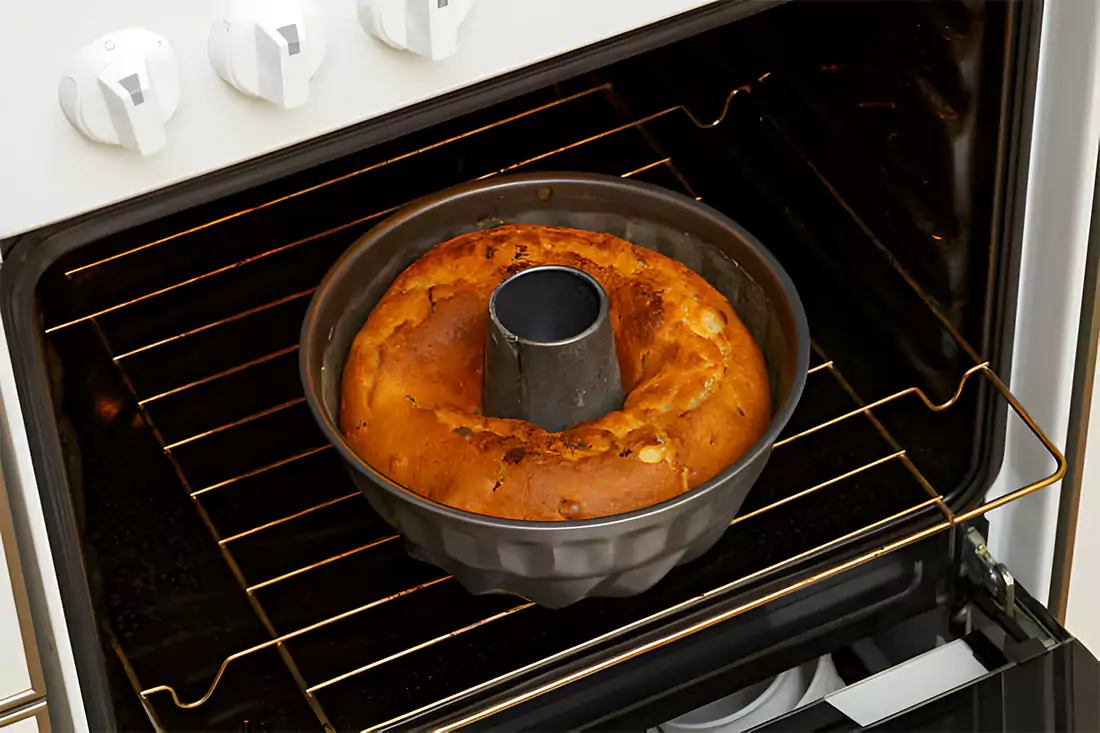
[301,173,809,608]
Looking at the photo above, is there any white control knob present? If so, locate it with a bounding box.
[209,0,325,109]
[359,0,473,61]
[58,29,181,156]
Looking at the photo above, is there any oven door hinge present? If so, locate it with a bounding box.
[962,526,1015,619]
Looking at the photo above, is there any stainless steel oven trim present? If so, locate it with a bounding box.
[1050,138,1100,622]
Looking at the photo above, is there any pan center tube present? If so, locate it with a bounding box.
[483,265,625,432]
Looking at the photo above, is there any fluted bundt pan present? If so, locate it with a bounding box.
[301,173,809,608]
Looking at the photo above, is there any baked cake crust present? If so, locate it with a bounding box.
[341,225,770,521]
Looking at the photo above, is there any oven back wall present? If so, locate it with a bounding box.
[0,0,723,239]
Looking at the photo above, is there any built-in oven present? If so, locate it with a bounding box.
[2,0,1099,730]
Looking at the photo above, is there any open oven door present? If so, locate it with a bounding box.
[822,640,1099,732]
[433,522,1100,733]
[760,574,1100,731]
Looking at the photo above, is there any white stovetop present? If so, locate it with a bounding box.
[0,0,718,239]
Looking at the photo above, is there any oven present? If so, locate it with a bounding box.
[2,0,1100,730]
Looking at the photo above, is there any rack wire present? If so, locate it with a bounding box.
[426,362,1062,733]
[45,77,1064,732]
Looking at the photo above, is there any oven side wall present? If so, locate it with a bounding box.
[986,0,1100,607]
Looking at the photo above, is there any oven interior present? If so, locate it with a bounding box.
[24,0,1045,730]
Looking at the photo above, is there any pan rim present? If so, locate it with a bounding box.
[300,171,810,533]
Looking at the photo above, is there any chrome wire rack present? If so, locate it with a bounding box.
[42,76,1063,732]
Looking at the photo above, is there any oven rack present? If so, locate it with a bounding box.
[428,362,1063,732]
[42,80,1064,731]
[133,354,1061,727]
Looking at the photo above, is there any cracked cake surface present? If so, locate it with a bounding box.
[341,224,770,521]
